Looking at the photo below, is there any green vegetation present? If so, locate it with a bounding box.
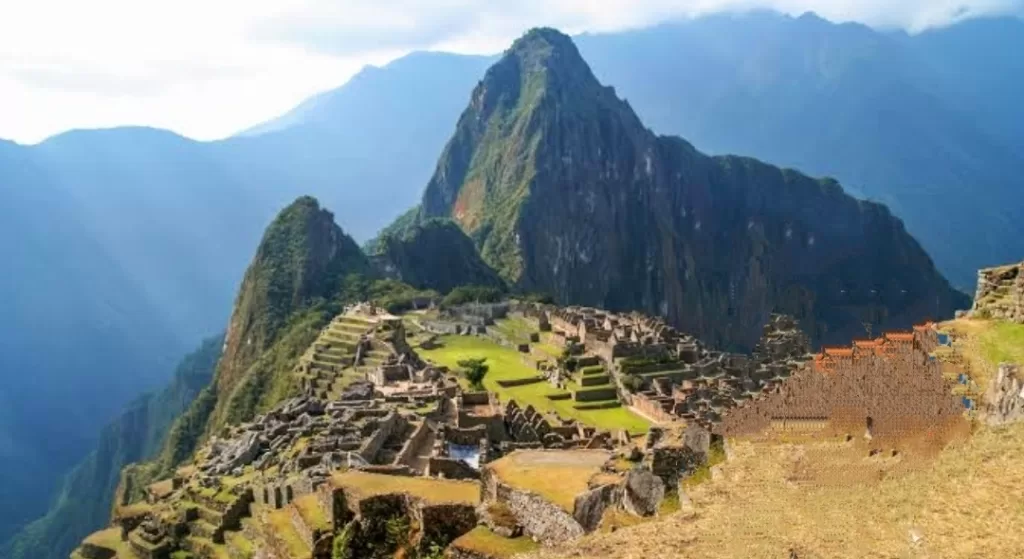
[489,450,609,511]
[418,335,649,433]
[492,316,536,343]
[2,336,223,559]
[332,522,354,559]
[452,527,539,558]
[681,438,728,489]
[371,218,506,293]
[977,321,1024,367]
[441,285,504,307]
[221,305,330,428]
[458,358,490,390]
[267,508,310,558]
[340,274,439,314]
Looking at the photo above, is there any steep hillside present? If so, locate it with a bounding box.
[0,336,222,559]
[371,218,505,293]
[0,140,185,544]
[212,196,372,426]
[573,13,1024,289]
[418,28,968,350]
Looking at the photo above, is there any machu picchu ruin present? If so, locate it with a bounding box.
[72,295,980,559]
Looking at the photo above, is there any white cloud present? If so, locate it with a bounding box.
[0,0,1020,144]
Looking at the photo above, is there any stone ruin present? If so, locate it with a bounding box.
[718,321,963,443]
[968,261,1024,323]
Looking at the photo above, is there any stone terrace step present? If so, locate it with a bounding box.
[580,374,611,387]
[196,503,225,527]
[189,519,220,540]
[332,322,372,335]
[321,331,361,344]
[314,344,356,357]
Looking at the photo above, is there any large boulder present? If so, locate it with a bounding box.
[985,363,1024,425]
[572,483,619,532]
[341,381,374,401]
[683,424,711,457]
[621,467,665,517]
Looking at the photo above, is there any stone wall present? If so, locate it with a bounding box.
[970,261,1024,322]
[573,386,618,402]
[418,503,478,549]
[717,331,962,442]
[359,412,403,462]
[632,393,675,423]
[481,467,584,545]
[289,504,317,547]
[497,376,546,388]
[78,543,116,559]
[316,484,350,531]
[428,457,481,480]
[394,420,432,469]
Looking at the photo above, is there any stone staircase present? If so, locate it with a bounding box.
[297,314,380,400]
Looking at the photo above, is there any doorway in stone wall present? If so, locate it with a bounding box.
[865,416,875,439]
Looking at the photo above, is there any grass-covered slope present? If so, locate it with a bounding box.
[0,336,222,559]
[371,218,506,294]
[418,27,968,350]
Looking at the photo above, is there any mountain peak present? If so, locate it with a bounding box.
[502,27,593,86]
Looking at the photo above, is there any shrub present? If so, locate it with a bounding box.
[458,358,489,390]
[442,285,504,307]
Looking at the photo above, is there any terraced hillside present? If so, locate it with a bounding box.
[295,313,387,400]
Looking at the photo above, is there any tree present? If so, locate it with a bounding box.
[458,358,489,390]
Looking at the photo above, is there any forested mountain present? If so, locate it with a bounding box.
[2,12,1019,552]
[409,27,967,350]
[1,337,223,559]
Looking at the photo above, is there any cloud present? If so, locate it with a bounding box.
[251,0,1024,57]
[0,0,1021,143]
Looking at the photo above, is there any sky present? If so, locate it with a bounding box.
[1,0,1021,145]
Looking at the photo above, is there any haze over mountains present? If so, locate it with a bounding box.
[0,10,1020,557]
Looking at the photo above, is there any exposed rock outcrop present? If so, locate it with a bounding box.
[985,364,1024,425]
[620,468,664,518]
[414,27,967,350]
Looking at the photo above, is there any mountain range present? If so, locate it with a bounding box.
[1,10,1020,556]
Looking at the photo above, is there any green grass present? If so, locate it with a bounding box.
[332,471,480,505]
[977,321,1024,367]
[418,335,649,433]
[452,527,539,558]
[267,508,310,558]
[493,316,537,344]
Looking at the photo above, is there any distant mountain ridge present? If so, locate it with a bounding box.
[2,10,1020,553]
[410,27,968,349]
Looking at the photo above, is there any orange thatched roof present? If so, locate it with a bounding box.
[823,347,854,357]
[853,339,880,348]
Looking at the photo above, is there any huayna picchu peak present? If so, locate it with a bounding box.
[416,28,968,350]
[13,14,1024,559]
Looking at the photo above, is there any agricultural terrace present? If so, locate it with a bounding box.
[331,470,480,505]
[417,335,649,433]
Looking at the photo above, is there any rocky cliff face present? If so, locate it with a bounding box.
[371,218,505,294]
[420,28,968,349]
[216,196,371,397]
